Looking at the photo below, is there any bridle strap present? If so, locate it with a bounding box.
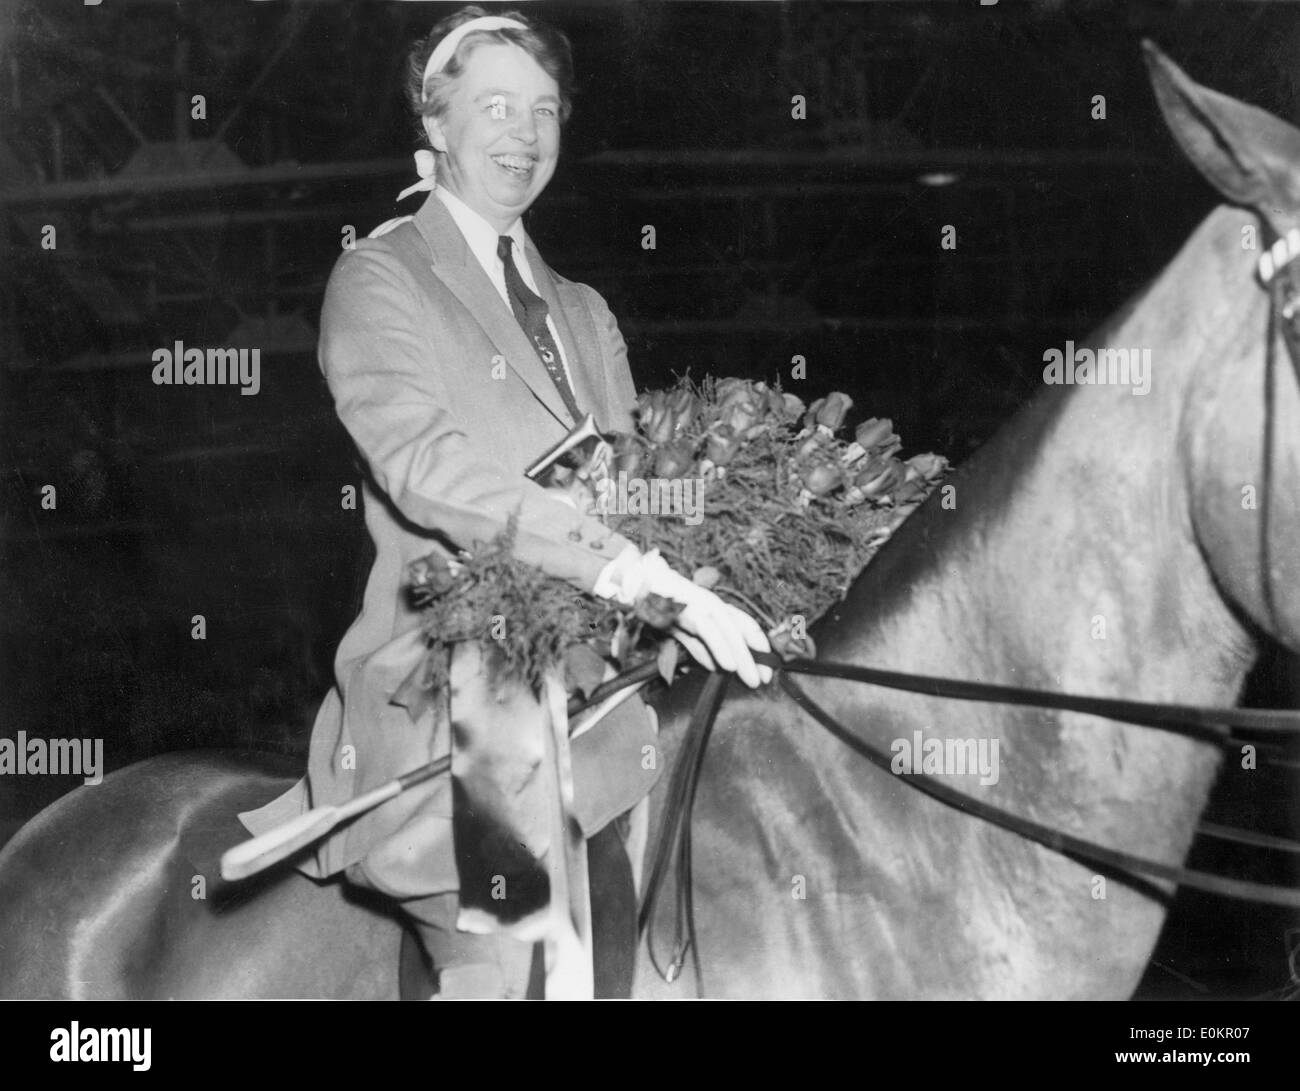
[763,655,1300,739]
[776,673,1300,908]
[1257,224,1300,638]
[1198,820,1300,854]
[637,670,728,994]
[571,654,1300,737]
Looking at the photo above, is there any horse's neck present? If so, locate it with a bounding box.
[829,204,1260,704]
[813,205,1262,856]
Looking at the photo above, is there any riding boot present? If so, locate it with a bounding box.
[429,939,537,1000]
[588,820,638,997]
[416,916,537,999]
[399,822,638,998]
[615,795,651,895]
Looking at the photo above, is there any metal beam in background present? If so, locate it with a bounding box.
[207,4,312,149]
[615,181,1002,201]
[0,145,1178,209]
[54,341,316,373]
[142,285,324,306]
[40,312,1099,373]
[29,247,1108,318]
[112,205,359,232]
[578,147,1170,173]
[0,501,347,546]
[0,156,411,207]
[617,315,1101,335]
[102,174,1134,232]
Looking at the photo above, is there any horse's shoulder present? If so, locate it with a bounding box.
[116,749,302,791]
[0,750,301,869]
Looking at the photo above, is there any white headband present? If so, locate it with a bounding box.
[420,15,527,101]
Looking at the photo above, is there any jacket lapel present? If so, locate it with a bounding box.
[411,195,572,427]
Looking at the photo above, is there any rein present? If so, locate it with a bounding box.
[1257,226,1300,640]
[570,653,1300,737]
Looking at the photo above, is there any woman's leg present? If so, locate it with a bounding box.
[397,822,636,999]
[401,891,536,999]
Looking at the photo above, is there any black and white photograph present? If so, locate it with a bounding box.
[0,0,1298,1043]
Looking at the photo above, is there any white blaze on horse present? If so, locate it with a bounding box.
[0,43,1297,999]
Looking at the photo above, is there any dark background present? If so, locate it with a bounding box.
[1,0,1298,999]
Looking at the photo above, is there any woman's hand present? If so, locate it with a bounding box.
[594,546,773,688]
[643,565,773,688]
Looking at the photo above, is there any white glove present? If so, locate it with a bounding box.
[594,546,773,688]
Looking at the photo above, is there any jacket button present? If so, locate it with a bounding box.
[568,529,582,542]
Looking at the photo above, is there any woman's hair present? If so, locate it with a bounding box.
[404,5,576,144]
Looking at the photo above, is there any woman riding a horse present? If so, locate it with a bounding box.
[238,6,772,999]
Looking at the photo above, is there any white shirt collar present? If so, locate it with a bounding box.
[435,185,528,277]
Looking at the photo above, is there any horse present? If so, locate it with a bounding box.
[1,42,1297,1000]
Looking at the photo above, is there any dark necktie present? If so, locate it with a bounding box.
[497,235,582,423]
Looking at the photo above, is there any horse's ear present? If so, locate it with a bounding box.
[1144,39,1300,221]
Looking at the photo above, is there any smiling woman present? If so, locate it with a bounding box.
[405,9,571,230]
[232,4,772,999]
[425,45,559,229]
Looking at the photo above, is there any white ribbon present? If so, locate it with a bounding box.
[396,148,438,203]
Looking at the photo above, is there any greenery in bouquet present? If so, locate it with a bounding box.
[406,524,684,699]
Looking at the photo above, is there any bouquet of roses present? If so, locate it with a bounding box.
[405,376,949,697]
